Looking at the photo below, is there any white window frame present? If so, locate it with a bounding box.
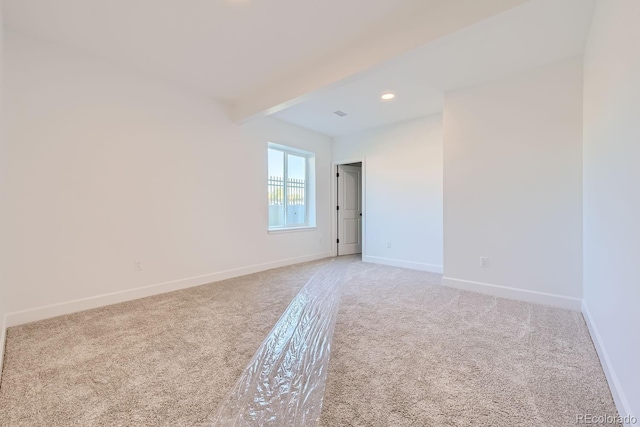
[268,142,316,232]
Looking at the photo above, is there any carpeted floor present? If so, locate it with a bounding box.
[0,256,619,426]
[320,261,619,426]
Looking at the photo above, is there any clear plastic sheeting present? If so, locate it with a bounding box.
[207,261,347,427]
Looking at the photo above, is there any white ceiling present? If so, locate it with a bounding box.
[271,0,595,136]
[0,0,443,100]
[4,0,526,120]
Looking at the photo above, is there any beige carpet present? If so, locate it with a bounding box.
[0,257,619,426]
[320,261,619,426]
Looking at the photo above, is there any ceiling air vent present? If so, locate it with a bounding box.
[333,110,348,117]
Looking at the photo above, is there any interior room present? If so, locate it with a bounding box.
[0,0,638,425]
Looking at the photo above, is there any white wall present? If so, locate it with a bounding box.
[3,33,332,325]
[0,5,8,382]
[442,57,583,309]
[333,115,443,273]
[582,0,640,419]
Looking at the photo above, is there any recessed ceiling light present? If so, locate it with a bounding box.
[381,92,396,101]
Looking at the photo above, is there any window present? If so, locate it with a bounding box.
[268,143,316,230]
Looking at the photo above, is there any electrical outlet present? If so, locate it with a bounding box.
[319,237,323,246]
[134,261,143,271]
[387,241,392,249]
[480,257,489,268]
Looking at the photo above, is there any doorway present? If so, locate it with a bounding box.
[337,162,362,255]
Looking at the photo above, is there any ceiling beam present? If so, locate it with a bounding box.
[229,0,528,123]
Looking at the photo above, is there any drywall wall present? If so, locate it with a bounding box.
[442,57,583,309]
[0,6,8,382]
[582,0,640,419]
[332,115,443,273]
[3,33,332,325]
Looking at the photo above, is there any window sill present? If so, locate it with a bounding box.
[268,226,317,235]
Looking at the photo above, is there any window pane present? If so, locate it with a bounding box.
[268,149,285,228]
[287,154,306,225]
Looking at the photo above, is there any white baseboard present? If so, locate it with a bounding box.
[441,277,582,311]
[362,255,443,274]
[5,252,332,328]
[0,313,7,388]
[582,301,634,425]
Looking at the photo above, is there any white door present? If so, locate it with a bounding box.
[337,164,362,255]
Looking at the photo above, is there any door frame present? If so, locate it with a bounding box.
[331,157,366,257]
